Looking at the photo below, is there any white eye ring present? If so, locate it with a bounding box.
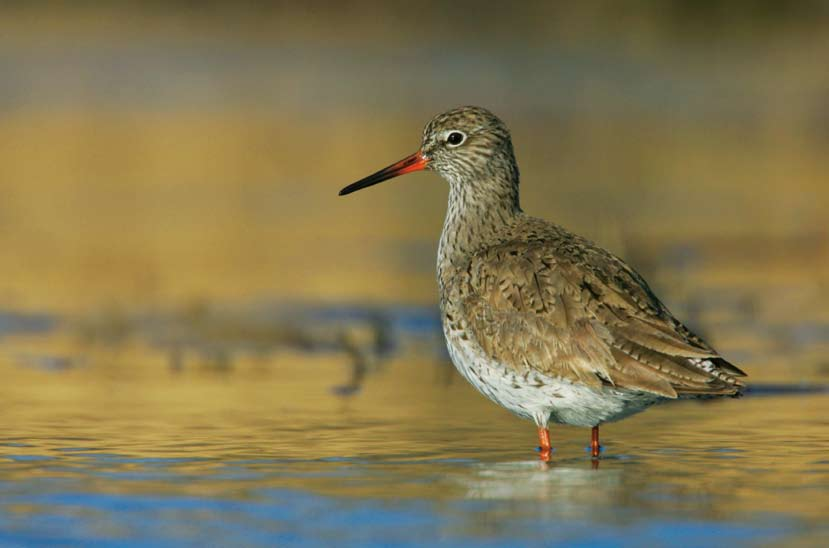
[445,130,467,147]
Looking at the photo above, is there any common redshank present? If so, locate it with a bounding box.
[339,106,746,461]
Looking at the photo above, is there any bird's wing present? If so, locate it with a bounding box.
[454,237,745,398]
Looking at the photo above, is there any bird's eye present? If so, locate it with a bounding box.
[446,131,466,147]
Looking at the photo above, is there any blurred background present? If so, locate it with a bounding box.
[1,1,826,379]
[0,1,826,309]
[1,2,828,546]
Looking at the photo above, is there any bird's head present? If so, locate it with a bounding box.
[339,106,518,196]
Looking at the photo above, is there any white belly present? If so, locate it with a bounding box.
[444,328,662,428]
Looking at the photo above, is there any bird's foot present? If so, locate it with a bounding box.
[537,446,554,462]
[585,444,605,457]
[535,426,554,461]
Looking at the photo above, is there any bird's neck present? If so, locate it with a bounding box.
[437,177,521,289]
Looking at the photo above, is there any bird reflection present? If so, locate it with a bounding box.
[457,460,623,507]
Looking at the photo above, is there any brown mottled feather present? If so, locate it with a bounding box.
[454,216,745,399]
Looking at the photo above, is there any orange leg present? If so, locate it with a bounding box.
[590,425,601,458]
[537,426,552,461]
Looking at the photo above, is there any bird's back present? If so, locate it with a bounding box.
[440,214,746,400]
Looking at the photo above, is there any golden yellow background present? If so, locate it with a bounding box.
[0,2,826,316]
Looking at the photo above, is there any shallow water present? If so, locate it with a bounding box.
[1,311,827,547]
[1,6,828,546]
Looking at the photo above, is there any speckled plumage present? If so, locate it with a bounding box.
[341,105,746,451]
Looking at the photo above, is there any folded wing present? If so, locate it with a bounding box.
[456,235,746,399]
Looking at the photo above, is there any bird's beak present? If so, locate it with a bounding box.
[339,151,429,196]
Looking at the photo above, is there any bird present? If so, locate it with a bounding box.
[339,106,746,461]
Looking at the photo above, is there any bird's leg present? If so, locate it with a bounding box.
[537,426,552,462]
[590,425,601,458]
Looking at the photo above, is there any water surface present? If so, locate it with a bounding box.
[1,310,827,547]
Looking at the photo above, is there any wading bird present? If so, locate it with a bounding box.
[339,106,746,460]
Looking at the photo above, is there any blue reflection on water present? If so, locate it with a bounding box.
[0,486,792,548]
